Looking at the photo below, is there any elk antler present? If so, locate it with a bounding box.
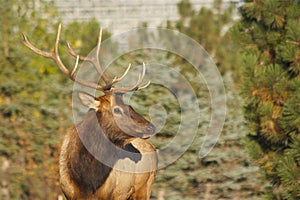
[22,24,150,93]
[111,63,151,94]
[22,24,104,90]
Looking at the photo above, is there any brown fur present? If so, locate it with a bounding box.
[22,25,157,200]
[59,95,157,200]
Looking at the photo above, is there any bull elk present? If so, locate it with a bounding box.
[22,24,157,200]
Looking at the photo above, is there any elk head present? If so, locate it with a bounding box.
[22,24,156,143]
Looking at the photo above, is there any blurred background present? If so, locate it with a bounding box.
[0,0,299,199]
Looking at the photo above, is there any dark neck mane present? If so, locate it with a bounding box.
[67,110,141,194]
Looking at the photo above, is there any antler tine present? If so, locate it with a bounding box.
[132,62,147,87]
[94,28,111,84]
[136,80,151,91]
[22,33,53,58]
[112,63,132,84]
[22,24,104,91]
[96,28,102,60]
[23,25,151,94]
[66,28,111,86]
[112,63,151,94]
[67,42,86,60]
[70,56,80,77]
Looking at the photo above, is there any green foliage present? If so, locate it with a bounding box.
[280,79,300,134]
[1,0,288,199]
[0,1,68,199]
[177,0,193,18]
[148,72,267,199]
[0,1,109,199]
[108,18,265,198]
[174,0,242,81]
[233,0,300,199]
[110,1,267,199]
[64,19,111,56]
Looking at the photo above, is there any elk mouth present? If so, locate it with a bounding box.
[126,123,156,139]
[141,123,156,139]
[141,135,152,139]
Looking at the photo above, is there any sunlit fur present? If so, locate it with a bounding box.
[59,94,157,200]
[22,24,157,200]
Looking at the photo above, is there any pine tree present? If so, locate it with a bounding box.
[231,0,300,199]
[145,1,266,199]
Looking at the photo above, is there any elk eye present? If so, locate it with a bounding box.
[113,107,122,114]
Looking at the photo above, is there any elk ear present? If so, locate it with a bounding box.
[78,91,100,110]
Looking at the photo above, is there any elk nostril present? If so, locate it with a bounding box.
[147,124,156,134]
